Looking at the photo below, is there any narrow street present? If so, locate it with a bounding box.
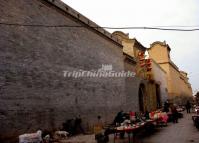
[60,112,199,143]
[140,112,199,143]
[1,1,198,142]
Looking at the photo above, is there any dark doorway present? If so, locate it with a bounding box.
[139,84,145,112]
[156,84,161,108]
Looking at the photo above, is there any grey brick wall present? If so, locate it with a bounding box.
[123,57,141,111]
[0,0,141,141]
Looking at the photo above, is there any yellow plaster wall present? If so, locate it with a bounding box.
[168,65,181,96]
[148,44,169,63]
[148,42,192,99]
[122,40,135,57]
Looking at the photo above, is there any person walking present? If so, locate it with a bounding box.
[163,100,170,113]
[171,104,178,123]
[186,101,191,113]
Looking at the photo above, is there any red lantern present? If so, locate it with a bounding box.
[145,59,152,71]
[138,51,145,57]
[140,62,145,67]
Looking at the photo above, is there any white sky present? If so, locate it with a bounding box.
[62,0,199,94]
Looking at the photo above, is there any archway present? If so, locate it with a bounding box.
[156,84,161,108]
[138,84,146,112]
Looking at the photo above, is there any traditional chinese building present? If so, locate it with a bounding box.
[112,31,168,111]
[148,41,192,100]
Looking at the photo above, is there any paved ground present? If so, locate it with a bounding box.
[56,112,199,143]
[139,112,199,143]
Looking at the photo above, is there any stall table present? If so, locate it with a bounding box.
[111,120,156,143]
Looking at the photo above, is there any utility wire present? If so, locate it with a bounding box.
[0,22,199,31]
[145,25,199,28]
[104,27,199,31]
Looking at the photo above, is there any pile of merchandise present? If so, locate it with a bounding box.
[149,111,168,123]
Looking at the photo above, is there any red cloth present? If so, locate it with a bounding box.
[129,111,135,116]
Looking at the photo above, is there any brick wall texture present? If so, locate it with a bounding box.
[0,0,141,141]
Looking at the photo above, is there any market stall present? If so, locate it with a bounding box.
[103,111,159,143]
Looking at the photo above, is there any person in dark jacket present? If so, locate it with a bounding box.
[186,101,191,113]
[163,100,170,113]
[113,110,125,139]
[113,110,125,125]
[171,105,178,123]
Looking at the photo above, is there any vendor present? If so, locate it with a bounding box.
[144,110,150,120]
[163,100,170,113]
[113,110,125,125]
[113,110,126,139]
[171,104,178,123]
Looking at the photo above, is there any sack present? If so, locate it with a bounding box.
[19,130,42,143]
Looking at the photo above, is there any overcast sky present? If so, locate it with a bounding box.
[62,0,199,94]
